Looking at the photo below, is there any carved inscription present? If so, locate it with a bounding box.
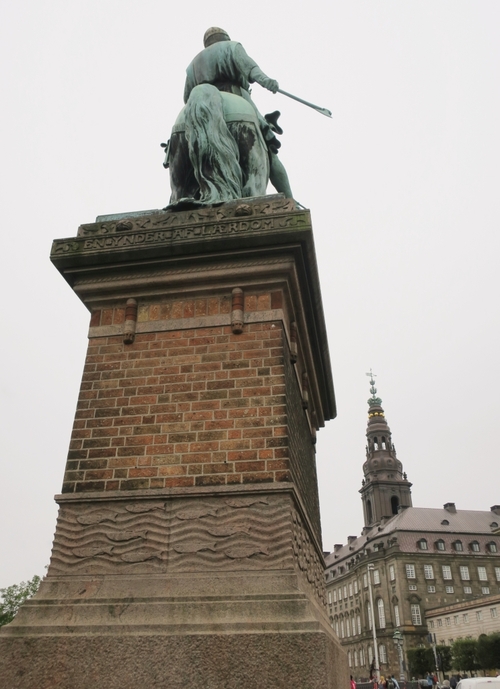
[53,214,309,256]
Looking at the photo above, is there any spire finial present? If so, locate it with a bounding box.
[366,369,382,407]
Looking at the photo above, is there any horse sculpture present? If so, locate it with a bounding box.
[164,84,270,207]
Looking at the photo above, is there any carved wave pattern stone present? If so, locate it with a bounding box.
[168,496,293,573]
[49,501,169,574]
[292,509,327,606]
[48,495,296,576]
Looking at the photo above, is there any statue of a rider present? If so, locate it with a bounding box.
[183,27,293,199]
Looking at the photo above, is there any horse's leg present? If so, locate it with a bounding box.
[168,132,199,203]
[269,152,293,199]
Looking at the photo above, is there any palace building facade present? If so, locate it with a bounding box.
[324,376,500,679]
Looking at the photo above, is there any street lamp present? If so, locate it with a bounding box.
[392,628,405,683]
[367,564,380,682]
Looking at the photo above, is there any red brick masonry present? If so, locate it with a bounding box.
[63,292,291,493]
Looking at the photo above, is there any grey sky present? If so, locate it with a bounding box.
[0,1,499,588]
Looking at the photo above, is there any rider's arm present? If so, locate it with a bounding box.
[233,43,279,93]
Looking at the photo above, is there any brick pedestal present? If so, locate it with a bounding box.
[0,196,348,688]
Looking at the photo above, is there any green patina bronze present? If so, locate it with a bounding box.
[164,27,293,208]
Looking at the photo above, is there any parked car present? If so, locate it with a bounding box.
[457,678,500,689]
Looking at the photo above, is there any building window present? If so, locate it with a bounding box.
[491,608,498,618]
[445,617,451,626]
[338,588,342,601]
[442,565,452,580]
[328,591,332,605]
[373,569,381,585]
[495,567,500,582]
[411,604,422,625]
[487,542,498,553]
[409,585,417,591]
[424,565,434,580]
[354,580,359,595]
[363,574,368,588]
[378,599,386,628]
[428,586,436,593]
[445,586,454,594]
[476,611,482,621]
[429,620,435,628]
[436,539,445,551]
[343,586,347,599]
[354,650,359,667]
[478,567,488,581]
[454,615,459,625]
[463,586,472,594]
[454,541,464,552]
[394,604,400,627]
[368,646,373,665]
[406,564,416,579]
[437,619,443,627]
[389,565,396,581]
[482,587,490,595]
[418,539,428,550]
[341,619,345,638]
[470,541,480,552]
[463,613,468,623]
[391,496,399,513]
[360,648,364,667]
[335,620,339,635]
[379,644,387,664]
[333,589,337,603]
[460,566,470,581]
[348,651,352,667]
[349,583,353,597]
[357,614,361,635]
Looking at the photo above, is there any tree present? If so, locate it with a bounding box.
[451,638,479,674]
[0,575,41,627]
[476,633,500,672]
[437,645,453,673]
[407,647,434,677]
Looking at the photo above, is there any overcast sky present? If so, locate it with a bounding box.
[1,1,499,589]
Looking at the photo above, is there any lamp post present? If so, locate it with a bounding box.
[367,564,380,682]
[392,629,405,683]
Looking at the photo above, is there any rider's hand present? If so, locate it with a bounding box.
[263,77,279,93]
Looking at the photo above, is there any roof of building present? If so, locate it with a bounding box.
[325,506,500,567]
[425,592,500,617]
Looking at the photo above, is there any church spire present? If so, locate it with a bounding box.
[360,372,412,529]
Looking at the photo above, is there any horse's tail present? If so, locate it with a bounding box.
[184,84,243,203]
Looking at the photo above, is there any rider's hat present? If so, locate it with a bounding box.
[203,27,230,47]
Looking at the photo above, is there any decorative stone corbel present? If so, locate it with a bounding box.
[231,288,244,334]
[123,298,138,344]
[289,321,298,363]
[301,371,309,410]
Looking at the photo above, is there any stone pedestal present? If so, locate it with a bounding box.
[0,196,348,688]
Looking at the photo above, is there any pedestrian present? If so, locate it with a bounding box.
[351,675,357,689]
[389,674,400,689]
